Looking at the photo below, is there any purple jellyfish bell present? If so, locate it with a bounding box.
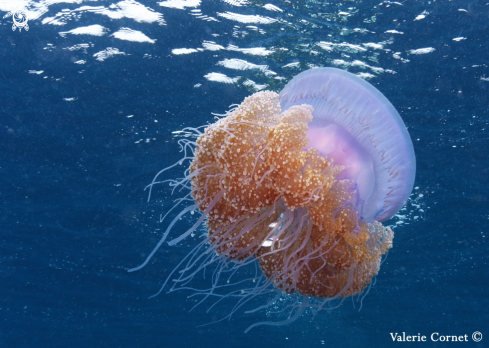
[279,67,416,222]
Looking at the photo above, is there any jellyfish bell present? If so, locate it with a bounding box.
[129,68,416,331]
[279,68,416,222]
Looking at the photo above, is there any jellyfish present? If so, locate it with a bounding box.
[129,67,416,330]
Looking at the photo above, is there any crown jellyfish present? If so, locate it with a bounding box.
[129,68,416,328]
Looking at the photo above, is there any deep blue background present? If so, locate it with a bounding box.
[1,0,488,347]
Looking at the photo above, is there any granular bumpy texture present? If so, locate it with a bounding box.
[189,91,393,298]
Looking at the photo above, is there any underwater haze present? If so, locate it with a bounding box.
[0,0,488,347]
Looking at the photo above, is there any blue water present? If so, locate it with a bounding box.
[1,0,488,347]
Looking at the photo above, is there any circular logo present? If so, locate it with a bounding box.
[472,331,482,342]
[13,9,28,28]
